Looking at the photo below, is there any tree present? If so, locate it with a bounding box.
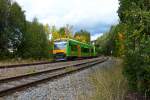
[0,0,26,59]
[74,30,91,43]
[58,25,73,39]
[44,24,53,57]
[9,2,26,54]
[118,0,150,94]
[51,25,73,40]
[50,25,59,40]
[20,18,49,59]
[0,0,11,58]
[95,25,125,56]
[95,32,111,55]
[59,27,66,38]
[64,24,73,38]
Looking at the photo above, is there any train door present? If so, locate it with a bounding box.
[77,45,81,57]
[89,48,92,56]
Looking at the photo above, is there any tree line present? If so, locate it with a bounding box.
[96,0,150,96]
[0,0,49,59]
[50,25,91,43]
[0,0,91,60]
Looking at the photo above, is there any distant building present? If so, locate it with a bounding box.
[91,40,97,45]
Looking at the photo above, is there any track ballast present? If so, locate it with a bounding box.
[0,57,108,97]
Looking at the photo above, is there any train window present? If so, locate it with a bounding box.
[81,47,89,53]
[91,48,94,53]
[54,41,67,50]
[71,44,77,51]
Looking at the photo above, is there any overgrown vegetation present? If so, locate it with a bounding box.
[95,25,124,56]
[0,0,49,59]
[96,0,150,96]
[51,25,91,44]
[74,30,91,43]
[19,18,49,59]
[118,0,150,95]
[89,59,127,100]
[51,25,74,41]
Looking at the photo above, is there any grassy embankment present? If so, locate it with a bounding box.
[89,59,128,100]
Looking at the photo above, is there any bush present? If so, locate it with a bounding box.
[18,18,49,59]
[123,36,150,95]
[89,59,127,100]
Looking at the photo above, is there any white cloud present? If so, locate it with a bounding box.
[91,33,103,41]
[15,0,119,34]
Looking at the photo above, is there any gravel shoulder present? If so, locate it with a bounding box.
[1,57,117,100]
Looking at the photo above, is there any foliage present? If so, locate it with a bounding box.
[0,0,50,59]
[95,32,112,56]
[96,25,126,56]
[50,26,59,40]
[89,59,127,100]
[51,25,73,40]
[19,18,49,59]
[44,24,53,57]
[0,0,10,54]
[118,0,150,95]
[0,0,26,59]
[96,0,150,95]
[74,30,91,43]
[0,0,91,60]
[58,27,72,38]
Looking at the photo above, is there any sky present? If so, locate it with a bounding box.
[15,0,119,40]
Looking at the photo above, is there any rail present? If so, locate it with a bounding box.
[0,57,108,97]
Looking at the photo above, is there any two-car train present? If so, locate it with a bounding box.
[52,38,96,60]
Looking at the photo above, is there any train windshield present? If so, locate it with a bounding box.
[54,41,67,50]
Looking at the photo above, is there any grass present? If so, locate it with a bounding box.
[88,59,127,100]
[26,67,37,74]
[0,58,53,66]
[65,66,76,72]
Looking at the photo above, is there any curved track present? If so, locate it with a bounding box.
[0,57,108,97]
[0,57,102,79]
[0,60,61,69]
[0,58,95,69]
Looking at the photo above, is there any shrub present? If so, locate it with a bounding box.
[123,36,150,95]
[89,60,127,100]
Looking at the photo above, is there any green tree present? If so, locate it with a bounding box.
[0,0,11,58]
[9,2,26,54]
[0,0,26,59]
[59,27,66,38]
[51,25,73,40]
[118,0,150,94]
[95,25,126,56]
[44,24,53,57]
[50,25,59,40]
[74,30,91,43]
[20,18,49,59]
[58,25,73,39]
[95,32,111,56]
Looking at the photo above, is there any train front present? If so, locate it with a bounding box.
[53,40,67,61]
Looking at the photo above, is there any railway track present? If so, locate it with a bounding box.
[0,57,95,69]
[0,57,108,97]
[0,57,103,80]
[0,60,61,69]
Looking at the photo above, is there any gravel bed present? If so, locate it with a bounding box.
[0,58,117,100]
[0,58,100,79]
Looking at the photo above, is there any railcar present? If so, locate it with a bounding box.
[53,38,96,60]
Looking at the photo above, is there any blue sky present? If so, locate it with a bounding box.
[15,0,119,40]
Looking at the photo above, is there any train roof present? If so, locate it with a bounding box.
[54,38,94,48]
